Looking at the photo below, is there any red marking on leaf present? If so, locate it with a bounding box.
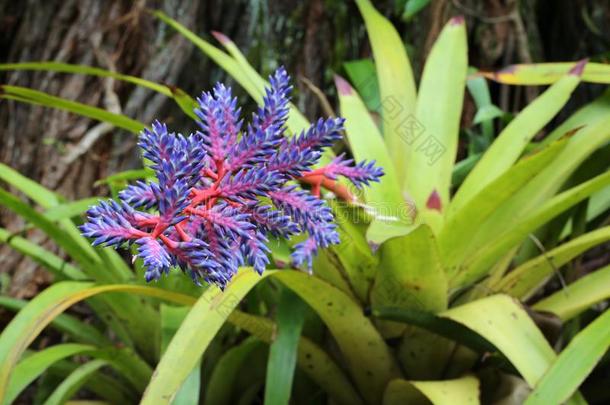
[449,15,465,26]
[211,31,231,45]
[426,190,442,212]
[569,59,588,77]
[333,75,353,96]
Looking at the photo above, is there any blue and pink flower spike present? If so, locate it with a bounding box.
[81,67,384,289]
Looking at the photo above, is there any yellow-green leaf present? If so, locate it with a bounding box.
[480,61,610,85]
[453,69,582,212]
[525,309,610,405]
[441,295,556,387]
[495,226,610,300]
[405,16,467,229]
[533,264,610,321]
[354,0,417,183]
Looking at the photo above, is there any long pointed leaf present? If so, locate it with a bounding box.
[264,289,307,405]
[525,309,610,405]
[406,16,467,227]
[442,295,556,387]
[354,0,417,182]
[0,85,145,133]
[533,264,610,321]
[496,226,610,299]
[4,344,94,405]
[480,62,610,85]
[453,67,582,211]
[274,271,400,404]
[456,170,610,287]
[334,75,412,244]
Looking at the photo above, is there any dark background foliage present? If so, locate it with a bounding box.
[1,0,610,296]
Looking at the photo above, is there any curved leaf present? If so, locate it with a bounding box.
[533,264,610,321]
[334,75,412,244]
[275,271,400,404]
[525,309,610,405]
[441,295,556,387]
[160,305,201,405]
[441,139,568,270]
[456,170,610,287]
[0,282,193,401]
[141,270,269,404]
[205,338,263,405]
[384,376,480,405]
[0,296,109,347]
[0,85,145,133]
[406,16,467,227]
[480,62,610,85]
[0,228,85,280]
[229,310,363,405]
[496,226,610,299]
[536,88,610,150]
[454,71,581,211]
[371,224,448,313]
[43,359,108,405]
[5,344,94,405]
[354,0,417,182]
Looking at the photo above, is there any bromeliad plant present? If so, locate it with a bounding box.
[1,1,610,404]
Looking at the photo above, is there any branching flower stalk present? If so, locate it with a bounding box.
[81,67,383,288]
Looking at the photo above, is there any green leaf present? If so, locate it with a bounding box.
[94,168,154,186]
[406,16,467,227]
[457,170,610,288]
[481,61,610,85]
[441,139,569,271]
[0,85,145,133]
[43,359,108,405]
[343,59,380,111]
[0,296,109,347]
[160,305,201,405]
[536,88,610,150]
[141,270,269,405]
[274,271,400,404]
[496,226,610,299]
[0,228,85,280]
[0,281,193,402]
[472,104,504,125]
[334,75,412,244]
[466,71,495,141]
[533,264,610,321]
[43,197,101,221]
[4,344,94,405]
[0,62,201,120]
[229,311,363,405]
[264,289,307,405]
[0,188,98,274]
[205,338,263,405]
[441,295,556,387]
[0,62,171,95]
[370,306,496,355]
[384,376,480,405]
[524,309,610,405]
[0,163,101,264]
[473,106,610,246]
[453,71,581,212]
[402,0,432,20]
[372,225,448,313]
[209,31,311,137]
[354,0,417,183]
